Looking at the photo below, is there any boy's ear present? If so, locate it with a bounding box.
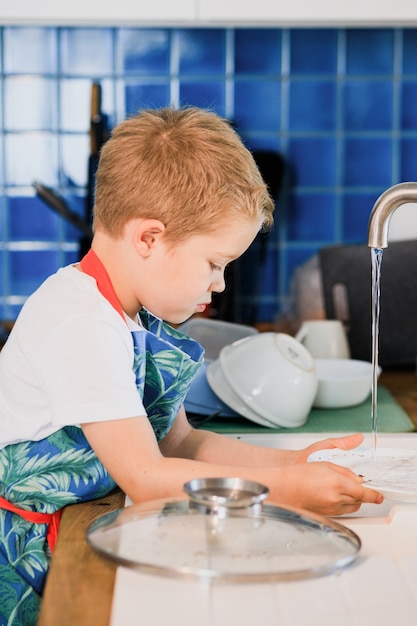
[132,219,166,257]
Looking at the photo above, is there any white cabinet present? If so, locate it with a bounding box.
[2,0,417,26]
[199,0,417,26]
[0,0,197,26]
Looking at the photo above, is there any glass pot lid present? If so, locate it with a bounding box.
[86,477,361,583]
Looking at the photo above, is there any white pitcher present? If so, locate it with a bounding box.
[295,319,350,359]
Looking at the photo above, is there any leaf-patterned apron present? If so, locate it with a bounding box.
[0,249,204,625]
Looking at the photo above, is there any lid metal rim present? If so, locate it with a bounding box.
[86,534,359,583]
[86,501,361,583]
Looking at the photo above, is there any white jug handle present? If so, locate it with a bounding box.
[295,326,308,343]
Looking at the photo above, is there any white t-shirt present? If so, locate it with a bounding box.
[0,265,146,450]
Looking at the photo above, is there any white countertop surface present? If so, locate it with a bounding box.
[111,433,417,626]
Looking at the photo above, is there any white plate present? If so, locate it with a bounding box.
[308,446,417,502]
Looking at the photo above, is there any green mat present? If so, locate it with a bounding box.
[193,386,415,434]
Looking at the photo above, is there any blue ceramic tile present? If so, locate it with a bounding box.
[341,192,379,242]
[0,138,4,188]
[346,29,394,75]
[401,81,417,130]
[98,79,115,124]
[60,28,114,76]
[259,265,279,299]
[235,29,281,74]
[244,136,282,154]
[0,24,414,323]
[344,80,393,131]
[0,196,6,240]
[4,77,58,131]
[5,134,59,187]
[179,81,225,114]
[287,138,337,187]
[60,79,92,132]
[255,302,279,323]
[60,195,89,242]
[63,250,81,266]
[401,139,417,181]
[4,27,57,74]
[343,138,392,187]
[234,80,280,132]
[289,80,336,131]
[260,248,280,298]
[4,303,24,319]
[9,250,61,296]
[287,193,336,241]
[9,195,59,241]
[5,304,25,319]
[290,29,337,75]
[402,30,417,75]
[178,29,226,75]
[120,28,170,75]
[125,83,170,116]
[61,135,90,188]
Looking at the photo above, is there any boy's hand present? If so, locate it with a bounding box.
[272,460,384,516]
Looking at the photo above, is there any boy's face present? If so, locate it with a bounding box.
[142,215,261,324]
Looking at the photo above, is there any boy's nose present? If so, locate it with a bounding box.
[211,274,226,293]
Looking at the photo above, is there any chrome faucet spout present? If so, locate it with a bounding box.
[368,182,417,249]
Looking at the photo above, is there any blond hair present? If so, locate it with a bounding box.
[94,106,274,240]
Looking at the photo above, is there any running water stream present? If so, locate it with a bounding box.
[371,248,383,458]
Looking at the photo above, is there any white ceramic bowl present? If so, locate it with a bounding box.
[206,359,278,428]
[218,333,318,428]
[313,358,381,409]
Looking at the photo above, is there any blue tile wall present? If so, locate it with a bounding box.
[1,26,417,323]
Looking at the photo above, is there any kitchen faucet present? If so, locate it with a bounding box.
[368,182,417,248]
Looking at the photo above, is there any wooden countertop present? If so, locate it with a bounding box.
[38,369,417,626]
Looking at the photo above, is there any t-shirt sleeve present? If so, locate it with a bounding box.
[37,312,146,426]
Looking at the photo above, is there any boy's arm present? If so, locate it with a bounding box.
[81,409,383,516]
[159,405,366,468]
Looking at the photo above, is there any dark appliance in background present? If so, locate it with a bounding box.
[319,240,417,367]
[211,150,285,325]
[34,83,108,260]
[81,82,109,258]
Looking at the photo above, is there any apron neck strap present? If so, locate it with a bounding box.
[79,249,126,324]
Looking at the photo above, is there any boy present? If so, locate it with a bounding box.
[0,107,382,624]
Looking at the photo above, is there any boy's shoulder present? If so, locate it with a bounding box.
[10,264,129,355]
[19,264,105,328]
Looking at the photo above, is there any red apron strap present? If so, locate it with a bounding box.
[0,495,62,553]
[80,249,126,323]
[46,508,63,553]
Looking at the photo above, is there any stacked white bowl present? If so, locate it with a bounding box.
[207,333,318,428]
[182,320,378,425]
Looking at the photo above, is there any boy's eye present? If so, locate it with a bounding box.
[210,263,222,272]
